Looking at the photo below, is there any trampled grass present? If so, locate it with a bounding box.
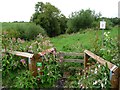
[51,27,118,52]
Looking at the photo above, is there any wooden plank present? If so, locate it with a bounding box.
[2,49,33,58]
[57,52,65,57]
[38,48,56,56]
[9,51,33,58]
[63,59,84,63]
[84,50,118,71]
[111,68,120,88]
[59,52,84,56]
[84,53,89,68]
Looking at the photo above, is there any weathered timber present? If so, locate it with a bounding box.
[84,50,120,88]
[63,59,84,63]
[84,53,90,68]
[59,52,84,56]
[2,49,33,58]
[111,68,120,88]
[84,50,117,71]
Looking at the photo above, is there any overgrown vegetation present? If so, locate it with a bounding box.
[1,1,119,89]
[2,22,46,40]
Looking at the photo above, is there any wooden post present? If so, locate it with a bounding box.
[84,53,89,68]
[111,68,120,89]
[31,54,43,76]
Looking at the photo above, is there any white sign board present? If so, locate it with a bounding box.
[100,21,106,29]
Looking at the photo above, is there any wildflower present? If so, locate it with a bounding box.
[29,46,32,49]
[107,50,110,53]
[20,59,26,64]
[80,84,83,87]
[47,73,50,75]
[98,79,101,82]
[53,51,56,55]
[104,32,106,35]
[59,59,63,63]
[37,68,40,71]
[101,82,104,88]
[28,50,33,53]
[108,32,110,34]
[78,72,81,75]
[91,70,93,72]
[93,81,98,85]
[37,78,40,81]
[78,80,80,85]
[98,64,100,68]
[17,38,21,42]
[21,39,25,43]
[12,38,16,42]
[94,68,98,74]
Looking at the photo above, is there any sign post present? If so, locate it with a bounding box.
[100,19,106,46]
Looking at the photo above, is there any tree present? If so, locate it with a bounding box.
[67,9,101,33]
[31,2,67,37]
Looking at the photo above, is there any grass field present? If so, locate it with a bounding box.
[51,27,118,52]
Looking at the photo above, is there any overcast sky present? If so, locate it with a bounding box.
[0,0,119,22]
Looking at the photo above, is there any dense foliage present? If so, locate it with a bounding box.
[66,9,101,33]
[2,22,46,40]
[2,33,62,88]
[31,2,67,37]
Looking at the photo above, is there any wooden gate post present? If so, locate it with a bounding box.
[31,54,43,77]
[30,48,56,77]
[110,67,120,89]
[84,53,89,69]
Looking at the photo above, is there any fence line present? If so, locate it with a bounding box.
[2,48,120,88]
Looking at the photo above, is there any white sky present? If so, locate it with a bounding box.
[0,0,119,22]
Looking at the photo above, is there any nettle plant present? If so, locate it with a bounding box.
[99,32,119,67]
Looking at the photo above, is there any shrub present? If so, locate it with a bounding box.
[67,9,99,33]
[2,22,46,40]
[15,23,46,40]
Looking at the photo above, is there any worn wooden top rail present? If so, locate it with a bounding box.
[57,51,84,63]
[63,59,84,63]
[58,51,84,57]
[84,50,118,72]
[2,49,33,58]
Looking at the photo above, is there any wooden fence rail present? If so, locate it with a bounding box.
[84,50,120,89]
[57,51,84,63]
